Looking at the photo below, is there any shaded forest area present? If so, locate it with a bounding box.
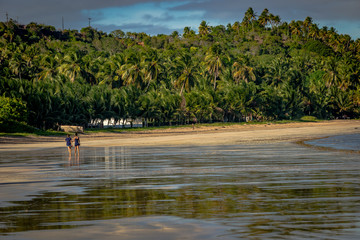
[0,8,359,132]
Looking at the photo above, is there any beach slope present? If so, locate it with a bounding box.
[0,120,359,152]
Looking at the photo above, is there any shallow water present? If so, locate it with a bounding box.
[305,133,360,151]
[0,142,359,239]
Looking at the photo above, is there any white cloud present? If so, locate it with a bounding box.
[87,2,205,34]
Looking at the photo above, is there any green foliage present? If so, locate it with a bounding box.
[0,120,38,133]
[0,8,359,132]
[304,40,334,56]
[0,95,27,122]
[300,116,318,122]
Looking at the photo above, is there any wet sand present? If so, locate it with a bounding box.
[0,120,359,152]
[1,120,360,239]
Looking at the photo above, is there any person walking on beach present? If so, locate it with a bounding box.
[65,134,72,155]
[74,133,80,155]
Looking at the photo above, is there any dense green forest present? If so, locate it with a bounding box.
[0,8,359,131]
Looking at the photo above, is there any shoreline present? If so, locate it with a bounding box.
[0,120,359,152]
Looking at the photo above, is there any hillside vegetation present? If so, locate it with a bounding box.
[0,8,359,131]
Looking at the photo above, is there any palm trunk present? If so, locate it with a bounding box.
[180,81,185,95]
[214,63,218,90]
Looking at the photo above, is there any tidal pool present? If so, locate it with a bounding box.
[0,142,359,239]
[305,133,360,152]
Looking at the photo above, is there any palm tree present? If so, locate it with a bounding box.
[111,89,126,126]
[159,87,181,125]
[183,26,195,38]
[2,21,15,42]
[122,85,141,127]
[337,59,358,90]
[8,52,27,80]
[94,56,114,85]
[308,24,319,40]
[232,21,240,31]
[199,20,210,36]
[331,88,353,117]
[258,9,270,28]
[303,16,313,37]
[242,7,257,29]
[322,57,340,88]
[232,56,256,84]
[289,20,303,38]
[120,50,144,89]
[337,34,352,53]
[185,89,215,123]
[221,82,257,121]
[57,50,86,83]
[139,89,160,126]
[264,57,290,86]
[204,43,225,90]
[141,49,163,91]
[173,53,199,95]
[269,14,281,30]
[37,54,60,81]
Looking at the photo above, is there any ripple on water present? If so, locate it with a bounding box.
[0,143,359,239]
[305,134,360,152]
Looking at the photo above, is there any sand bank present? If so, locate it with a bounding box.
[0,120,359,152]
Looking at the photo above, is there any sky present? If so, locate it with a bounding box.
[1,0,360,40]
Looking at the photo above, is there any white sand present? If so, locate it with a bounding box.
[1,120,359,152]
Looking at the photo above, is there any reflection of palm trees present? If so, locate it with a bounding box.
[2,177,355,236]
[103,146,131,171]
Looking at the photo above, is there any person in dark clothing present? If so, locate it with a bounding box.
[74,133,80,155]
[65,134,72,155]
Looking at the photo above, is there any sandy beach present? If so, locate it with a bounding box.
[1,120,360,240]
[0,120,359,152]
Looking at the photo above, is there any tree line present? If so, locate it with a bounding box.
[0,8,359,131]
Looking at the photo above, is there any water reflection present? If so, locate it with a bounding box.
[0,144,360,239]
[305,133,360,152]
[78,146,131,170]
[104,146,131,170]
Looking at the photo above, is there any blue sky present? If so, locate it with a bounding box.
[83,1,208,32]
[1,0,360,39]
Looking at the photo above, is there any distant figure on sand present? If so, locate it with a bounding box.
[65,134,72,155]
[74,133,80,155]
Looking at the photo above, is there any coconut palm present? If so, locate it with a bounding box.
[57,50,86,83]
[264,57,290,86]
[199,20,210,36]
[120,50,144,89]
[322,57,340,88]
[232,56,256,84]
[258,9,270,28]
[303,17,313,37]
[141,49,163,91]
[204,43,226,90]
[289,20,303,38]
[8,52,27,80]
[172,53,200,95]
[37,54,60,81]
[331,88,353,117]
[242,7,257,29]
